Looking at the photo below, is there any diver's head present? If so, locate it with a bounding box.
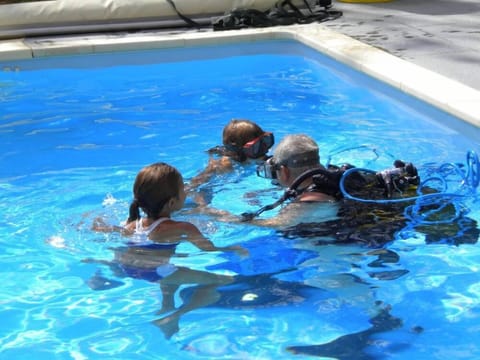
[257,134,320,187]
[222,119,274,161]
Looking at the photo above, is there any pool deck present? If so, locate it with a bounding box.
[325,0,480,93]
[0,0,479,128]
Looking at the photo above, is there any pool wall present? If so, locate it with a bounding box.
[1,24,479,129]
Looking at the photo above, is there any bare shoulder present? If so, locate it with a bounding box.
[298,192,336,202]
[206,156,233,173]
[171,220,201,234]
[188,156,233,190]
[149,219,202,241]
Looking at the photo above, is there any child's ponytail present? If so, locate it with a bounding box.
[127,198,140,223]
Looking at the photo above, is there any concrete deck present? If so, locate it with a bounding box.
[325,0,480,91]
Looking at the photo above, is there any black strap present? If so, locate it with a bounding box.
[165,0,201,29]
[241,167,333,221]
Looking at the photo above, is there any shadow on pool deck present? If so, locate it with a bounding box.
[324,0,480,91]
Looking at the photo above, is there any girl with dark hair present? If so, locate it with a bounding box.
[92,162,246,339]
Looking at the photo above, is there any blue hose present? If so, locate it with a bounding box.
[338,150,479,225]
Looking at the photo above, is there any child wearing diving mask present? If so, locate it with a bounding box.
[188,119,274,197]
[220,119,274,162]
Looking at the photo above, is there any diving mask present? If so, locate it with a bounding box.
[256,156,279,180]
[226,132,274,159]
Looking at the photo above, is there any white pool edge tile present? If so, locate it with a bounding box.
[0,25,479,128]
[290,25,480,129]
[0,39,32,60]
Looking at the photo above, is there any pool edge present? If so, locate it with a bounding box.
[1,24,480,129]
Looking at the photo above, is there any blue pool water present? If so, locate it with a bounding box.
[1,40,480,359]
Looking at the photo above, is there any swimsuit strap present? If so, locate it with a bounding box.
[135,217,170,236]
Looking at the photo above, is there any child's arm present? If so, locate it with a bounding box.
[187,156,233,191]
[180,222,248,256]
[92,217,133,236]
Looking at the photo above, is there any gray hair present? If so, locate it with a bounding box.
[273,134,320,171]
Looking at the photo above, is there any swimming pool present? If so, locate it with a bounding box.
[1,38,480,359]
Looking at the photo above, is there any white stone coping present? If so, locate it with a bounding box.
[0,24,479,129]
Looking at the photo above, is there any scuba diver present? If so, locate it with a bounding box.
[244,134,479,247]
